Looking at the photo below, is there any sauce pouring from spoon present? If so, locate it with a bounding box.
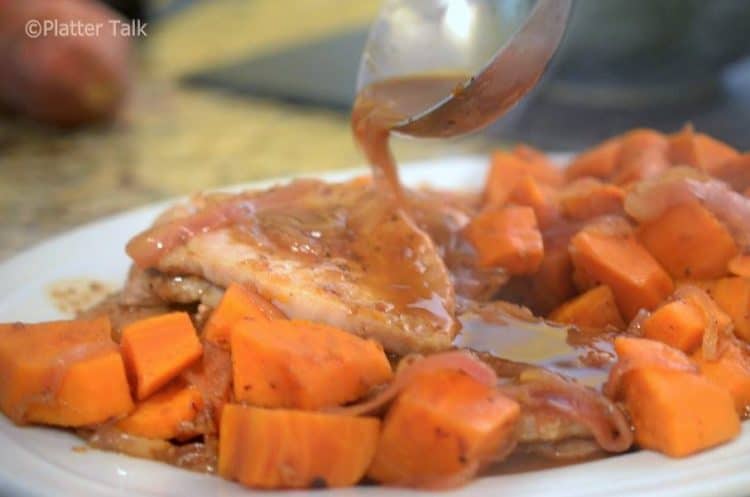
[351,0,572,200]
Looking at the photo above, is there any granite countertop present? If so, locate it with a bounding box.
[0,0,494,261]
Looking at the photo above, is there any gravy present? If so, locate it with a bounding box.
[351,73,470,201]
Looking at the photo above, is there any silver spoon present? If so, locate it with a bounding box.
[357,0,572,138]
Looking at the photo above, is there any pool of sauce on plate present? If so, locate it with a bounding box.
[456,306,615,387]
[47,278,114,314]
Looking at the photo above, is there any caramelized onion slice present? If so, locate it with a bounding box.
[500,368,632,453]
[672,285,733,360]
[326,350,497,417]
[625,309,650,336]
[84,427,218,473]
[625,167,750,249]
[603,340,697,400]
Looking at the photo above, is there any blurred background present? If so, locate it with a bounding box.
[1,0,750,260]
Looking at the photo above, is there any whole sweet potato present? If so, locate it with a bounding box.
[0,0,132,126]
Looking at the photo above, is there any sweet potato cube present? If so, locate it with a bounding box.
[638,201,738,279]
[668,124,739,173]
[117,381,203,440]
[622,368,739,457]
[367,369,520,486]
[612,336,696,375]
[121,312,203,400]
[26,351,133,428]
[203,283,285,349]
[484,150,561,208]
[712,153,750,192]
[611,129,670,185]
[219,405,380,489]
[558,178,625,220]
[231,319,392,409]
[0,316,133,426]
[511,144,563,186]
[710,278,750,342]
[464,205,544,274]
[570,226,673,320]
[508,175,560,228]
[641,300,705,353]
[549,285,625,330]
[693,342,750,415]
[565,137,621,181]
[483,151,529,207]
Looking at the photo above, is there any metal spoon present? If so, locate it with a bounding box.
[356,0,572,138]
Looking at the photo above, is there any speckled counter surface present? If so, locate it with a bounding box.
[0,0,494,261]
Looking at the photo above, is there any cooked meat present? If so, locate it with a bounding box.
[122,266,223,308]
[517,407,591,443]
[126,179,458,353]
[149,274,223,307]
[120,266,163,307]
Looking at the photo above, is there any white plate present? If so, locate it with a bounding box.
[1,156,749,497]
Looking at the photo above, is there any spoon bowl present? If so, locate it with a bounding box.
[357,0,572,138]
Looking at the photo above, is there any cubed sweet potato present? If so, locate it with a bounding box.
[637,201,738,279]
[668,124,740,173]
[117,380,203,440]
[120,312,203,400]
[711,153,750,192]
[203,282,285,349]
[565,137,621,181]
[611,129,670,185]
[483,151,529,207]
[508,175,560,228]
[621,367,739,457]
[231,319,392,409]
[641,300,705,353]
[511,144,563,186]
[367,369,520,486]
[693,341,750,415]
[0,316,133,426]
[710,278,750,342]
[484,150,560,207]
[570,222,673,320]
[558,178,625,220]
[464,205,544,274]
[549,285,625,330]
[219,405,380,489]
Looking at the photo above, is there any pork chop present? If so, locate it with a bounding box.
[126,178,458,353]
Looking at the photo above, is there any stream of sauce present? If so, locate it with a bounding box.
[351,73,470,201]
